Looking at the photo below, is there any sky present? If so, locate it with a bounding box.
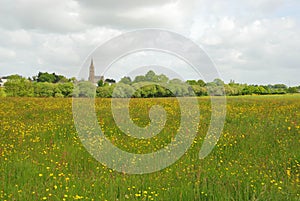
[0,0,299,85]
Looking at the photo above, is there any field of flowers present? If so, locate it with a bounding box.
[0,95,299,200]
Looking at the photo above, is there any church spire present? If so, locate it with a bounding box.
[88,58,95,83]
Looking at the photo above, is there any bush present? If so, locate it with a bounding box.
[4,76,34,97]
[33,82,55,97]
[0,87,6,97]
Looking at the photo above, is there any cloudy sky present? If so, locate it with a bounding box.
[0,0,299,85]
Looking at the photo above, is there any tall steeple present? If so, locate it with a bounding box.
[88,58,95,83]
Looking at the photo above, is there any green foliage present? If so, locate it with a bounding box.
[0,87,6,97]
[73,81,96,98]
[104,78,116,84]
[186,80,198,85]
[287,87,298,93]
[1,70,299,98]
[145,70,158,82]
[112,83,134,98]
[169,78,183,84]
[58,82,74,97]
[97,79,104,87]
[119,76,132,85]
[133,75,146,83]
[212,78,225,86]
[96,85,115,98]
[157,74,169,83]
[37,72,56,83]
[37,72,68,83]
[191,85,207,96]
[7,74,22,79]
[197,79,206,87]
[33,82,55,97]
[4,76,34,97]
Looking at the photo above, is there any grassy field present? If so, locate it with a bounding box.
[0,95,299,200]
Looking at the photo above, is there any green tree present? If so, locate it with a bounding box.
[169,78,183,84]
[133,75,146,83]
[58,82,74,97]
[112,83,134,98]
[37,72,56,83]
[4,76,34,97]
[242,85,257,95]
[213,78,224,86]
[186,80,197,85]
[145,70,158,82]
[197,79,206,87]
[73,82,96,98]
[119,76,132,85]
[97,79,104,87]
[0,87,6,97]
[96,85,115,98]
[157,74,169,83]
[33,82,55,97]
[55,75,69,83]
[287,87,298,93]
[105,78,116,84]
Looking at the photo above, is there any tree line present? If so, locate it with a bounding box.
[0,70,299,98]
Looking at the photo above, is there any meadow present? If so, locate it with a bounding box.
[0,95,299,200]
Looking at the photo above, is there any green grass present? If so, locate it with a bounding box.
[0,95,299,200]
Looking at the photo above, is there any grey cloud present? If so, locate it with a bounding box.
[0,0,299,86]
[76,0,196,30]
[0,0,86,33]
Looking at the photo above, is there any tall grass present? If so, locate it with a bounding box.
[0,95,299,200]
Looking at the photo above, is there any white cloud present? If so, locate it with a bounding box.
[0,47,16,60]
[77,0,197,31]
[189,13,300,85]
[0,0,85,32]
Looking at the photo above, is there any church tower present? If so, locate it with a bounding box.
[88,59,95,83]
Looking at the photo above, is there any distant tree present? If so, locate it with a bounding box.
[197,79,206,87]
[36,72,68,83]
[58,82,74,97]
[55,75,68,83]
[155,85,172,97]
[273,84,288,89]
[145,70,159,82]
[253,86,268,95]
[191,85,207,96]
[138,84,157,98]
[133,75,146,83]
[69,77,77,83]
[169,78,183,84]
[8,74,22,80]
[97,79,104,87]
[168,83,191,97]
[287,87,298,93]
[4,75,34,97]
[73,81,96,98]
[242,85,253,95]
[105,78,116,84]
[157,74,169,83]
[0,87,6,97]
[37,72,56,83]
[213,78,224,86]
[224,85,234,96]
[119,76,132,85]
[32,76,37,81]
[112,83,134,98]
[33,82,55,97]
[186,80,197,85]
[96,85,115,98]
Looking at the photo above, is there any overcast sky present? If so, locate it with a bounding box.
[0,0,299,85]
